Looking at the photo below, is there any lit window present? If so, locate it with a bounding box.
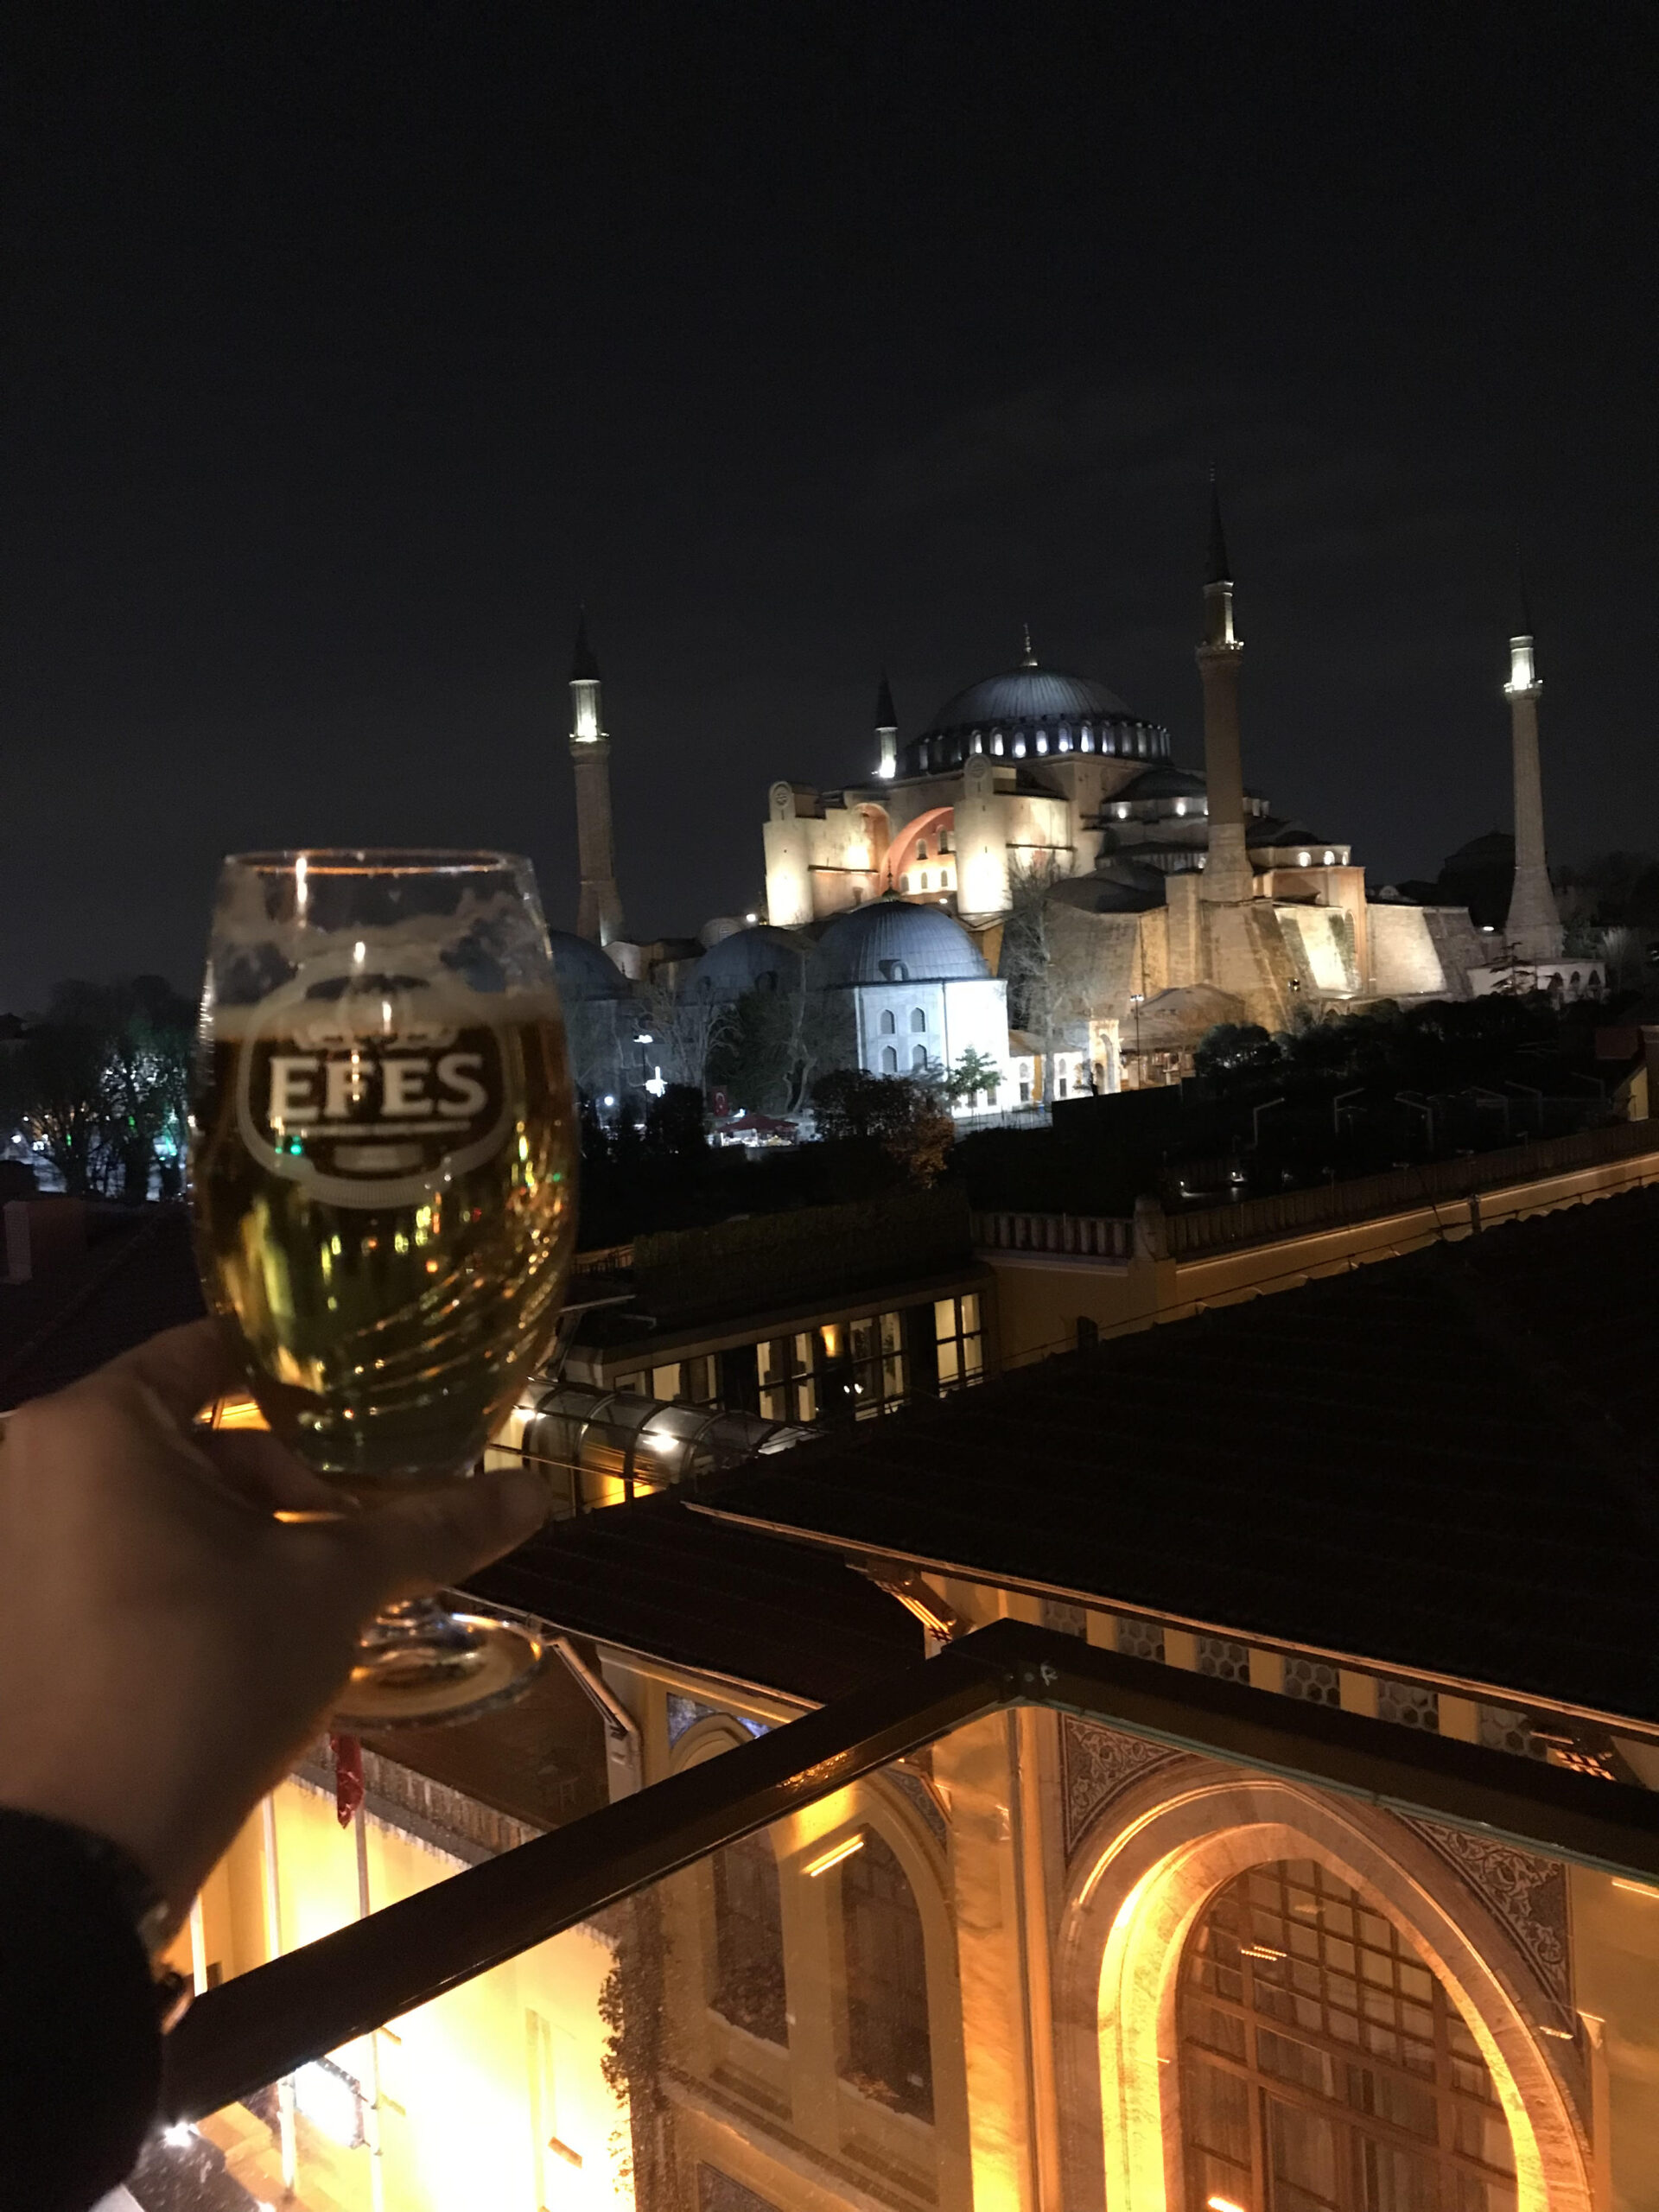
[1175,799,1186,817]
[1323,849,1336,866]
[933,1293,984,1393]
[992,734,1003,756]
[1081,728,1093,752]
[1297,850,1311,868]
[1013,738,1026,759]
[1116,804,1129,820]
[1035,734,1047,753]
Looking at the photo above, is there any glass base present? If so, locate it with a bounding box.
[331,1597,545,1729]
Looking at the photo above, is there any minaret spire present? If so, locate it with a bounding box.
[1196,476,1253,902]
[1503,586,1563,963]
[874,671,898,779]
[568,607,625,944]
[1020,620,1038,669]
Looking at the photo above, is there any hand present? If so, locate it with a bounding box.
[0,1319,548,1923]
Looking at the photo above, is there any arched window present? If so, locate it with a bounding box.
[916,840,928,861]
[909,1007,926,1032]
[709,1833,787,2045]
[900,874,911,892]
[880,1045,899,1073]
[840,1833,932,2121]
[1179,1859,1515,2210]
[879,1008,895,1033]
[912,1043,928,1071]
[919,871,929,889]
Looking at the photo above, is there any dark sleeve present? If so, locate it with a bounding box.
[0,1808,162,2212]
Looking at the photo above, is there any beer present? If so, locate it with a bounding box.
[193,951,577,1492]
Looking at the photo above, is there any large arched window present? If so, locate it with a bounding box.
[909,1007,926,1032]
[880,1008,896,1034]
[1180,1859,1516,2210]
[839,1833,932,2121]
[880,1045,898,1073]
[710,1834,787,2045]
[911,1044,928,1071]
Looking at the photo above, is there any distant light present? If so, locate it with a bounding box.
[804,1832,866,1878]
[745,912,758,925]
[1207,2198,1248,2212]
[1322,849,1336,866]
[162,2123,194,2148]
[602,1095,616,1108]
[633,1032,653,1044]
[1297,850,1312,868]
[353,939,365,965]
[1482,925,1496,934]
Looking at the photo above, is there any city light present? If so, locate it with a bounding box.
[162,2123,194,2149]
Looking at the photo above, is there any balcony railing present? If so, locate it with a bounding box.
[971,1210,1133,1260]
[160,1618,1659,2126]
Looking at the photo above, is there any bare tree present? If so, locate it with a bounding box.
[645,982,734,1094]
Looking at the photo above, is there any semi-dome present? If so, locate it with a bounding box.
[547,929,632,1003]
[899,649,1171,779]
[813,896,989,988]
[687,925,806,1000]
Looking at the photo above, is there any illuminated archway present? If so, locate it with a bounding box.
[884,805,956,895]
[1051,1769,1592,2212]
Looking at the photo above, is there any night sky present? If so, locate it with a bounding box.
[3,4,1654,1008]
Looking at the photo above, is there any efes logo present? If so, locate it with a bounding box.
[237,962,512,1208]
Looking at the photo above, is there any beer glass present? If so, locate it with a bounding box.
[190,851,577,1726]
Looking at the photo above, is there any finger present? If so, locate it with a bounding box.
[99,1318,244,1427]
[328,1466,550,1609]
[199,1431,344,1514]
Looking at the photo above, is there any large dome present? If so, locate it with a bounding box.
[813,897,989,988]
[900,657,1170,778]
[687,925,806,1000]
[547,929,632,1003]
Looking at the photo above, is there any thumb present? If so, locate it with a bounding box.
[332,1466,550,1610]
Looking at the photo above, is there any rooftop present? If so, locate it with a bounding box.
[698,1186,1659,1727]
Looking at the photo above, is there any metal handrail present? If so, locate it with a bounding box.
[160,1619,1659,2123]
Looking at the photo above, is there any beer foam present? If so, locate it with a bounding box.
[207,982,567,1043]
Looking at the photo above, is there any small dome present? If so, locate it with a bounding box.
[688,925,806,1000]
[1116,763,1208,802]
[547,930,632,1003]
[813,896,989,988]
[900,659,1170,778]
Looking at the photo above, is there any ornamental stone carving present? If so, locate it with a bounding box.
[1061,1714,1182,1855]
[1403,1815,1571,2007]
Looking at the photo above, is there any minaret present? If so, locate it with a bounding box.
[1020,620,1038,669]
[1197,478,1254,902]
[875,671,898,779]
[1503,590,1563,961]
[569,609,625,944]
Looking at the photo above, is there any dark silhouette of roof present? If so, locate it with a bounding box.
[700,1187,1659,1726]
[0,1205,207,1408]
[569,606,601,683]
[469,1490,920,1702]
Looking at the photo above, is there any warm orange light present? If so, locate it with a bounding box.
[1207,2197,1248,2212]
[820,1324,841,1359]
[212,1394,268,1431]
[804,1833,865,1878]
[1612,1878,1659,1898]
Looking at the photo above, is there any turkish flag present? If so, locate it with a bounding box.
[331,1733,365,1827]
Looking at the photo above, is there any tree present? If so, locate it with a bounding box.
[940,1046,1003,1108]
[1193,1022,1281,1084]
[708,986,798,1115]
[643,982,733,1095]
[807,1069,955,1185]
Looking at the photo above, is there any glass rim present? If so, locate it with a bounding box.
[221,848,530,878]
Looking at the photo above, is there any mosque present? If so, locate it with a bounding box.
[555,494,1584,1107]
